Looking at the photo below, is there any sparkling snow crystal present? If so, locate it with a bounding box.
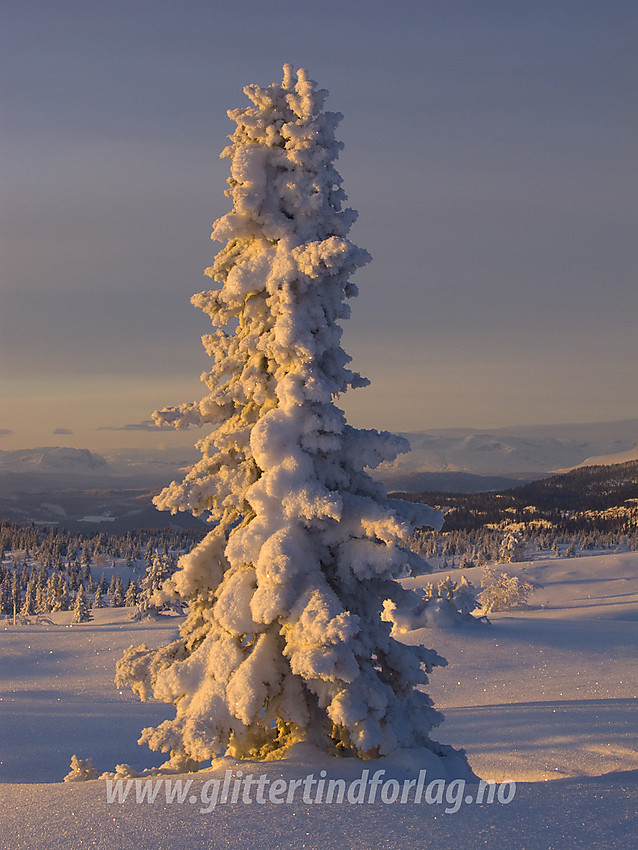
[116,65,468,770]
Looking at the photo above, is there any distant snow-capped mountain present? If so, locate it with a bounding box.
[0,447,108,473]
[375,419,638,491]
[0,447,202,532]
[1,420,636,497]
[0,446,197,482]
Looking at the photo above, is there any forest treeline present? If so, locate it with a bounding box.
[396,459,638,534]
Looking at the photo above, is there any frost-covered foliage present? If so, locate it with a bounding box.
[71,587,92,624]
[116,66,459,767]
[382,575,481,632]
[131,553,181,620]
[478,566,535,613]
[63,755,98,782]
[124,580,139,607]
[0,523,205,618]
[407,524,638,569]
[498,531,527,564]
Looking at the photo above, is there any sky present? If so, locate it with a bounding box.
[2,0,637,453]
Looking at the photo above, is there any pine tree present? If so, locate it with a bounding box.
[35,578,47,613]
[84,565,95,592]
[124,579,138,607]
[20,580,37,616]
[10,572,21,618]
[46,574,64,612]
[1,576,12,615]
[499,531,526,564]
[72,587,92,624]
[60,579,72,611]
[92,587,105,609]
[116,66,468,773]
[111,574,125,607]
[132,553,179,619]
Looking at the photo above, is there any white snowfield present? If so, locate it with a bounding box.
[1,550,636,848]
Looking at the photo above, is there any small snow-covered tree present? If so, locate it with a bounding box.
[452,574,479,618]
[116,66,468,771]
[130,553,180,620]
[46,574,64,612]
[479,566,534,613]
[499,530,526,563]
[383,574,480,632]
[124,579,138,607]
[72,587,92,624]
[111,574,125,607]
[20,580,37,616]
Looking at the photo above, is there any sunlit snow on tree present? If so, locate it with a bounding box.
[116,65,468,770]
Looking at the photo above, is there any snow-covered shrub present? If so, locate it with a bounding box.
[63,755,98,782]
[383,575,481,632]
[116,66,467,771]
[448,574,480,618]
[478,566,535,613]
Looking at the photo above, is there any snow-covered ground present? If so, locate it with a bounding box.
[1,551,637,848]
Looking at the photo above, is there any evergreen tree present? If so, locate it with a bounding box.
[84,565,95,592]
[1,576,13,615]
[499,531,526,563]
[131,554,179,619]
[35,579,47,613]
[10,572,21,618]
[144,542,154,567]
[124,579,138,607]
[111,574,125,608]
[72,587,92,623]
[60,579,72,611]
[46,574,64,612]
[117,67,466,773]
[20,580,37,616]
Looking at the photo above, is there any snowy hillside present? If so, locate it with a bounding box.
[1,549,637,848]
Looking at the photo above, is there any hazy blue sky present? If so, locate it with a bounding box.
[2,1,637,451]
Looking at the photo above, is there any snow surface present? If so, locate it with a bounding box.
[1,551,637,848]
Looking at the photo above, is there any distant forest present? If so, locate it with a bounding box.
[395,460,638,534]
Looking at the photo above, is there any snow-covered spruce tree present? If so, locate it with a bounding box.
[116,66,468,770]
[72,587,92,624]
[131,553,181,620]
